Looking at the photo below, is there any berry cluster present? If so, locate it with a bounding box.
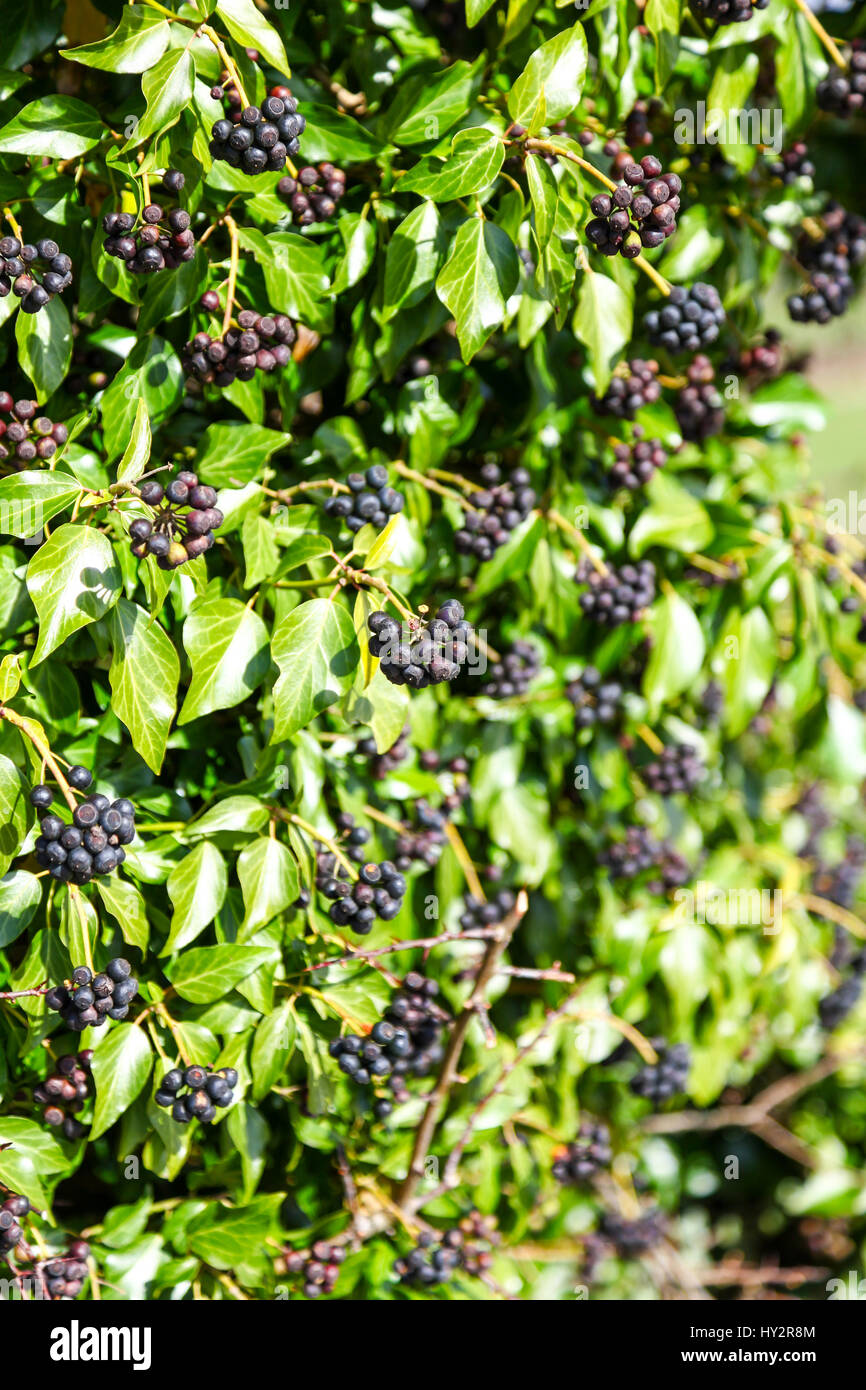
[637,742,705,796]
[812,837,866,913]
[458,886,517,931]
[31,770,136,884]
[817,44,866,117]
[553,1121,613,1184]
[566,667,625,730]
[34,1051,93,1140]
[210,91,303,175]
[155,1065,238,1124]
[586,158,682,258]
[733,330,783,386]
[685,557,741,588]
[766,144,815,185]
[690,0,768,22]
[0,1190,30,1256]
[601,1209,665,1254]
[606,433,668,491]
[576,558,657,627]
[788,204,866,325]
[356,725,410,779]
[674,354,725,441]
[701,680,724,722]
[478,640,541,698]
[393,800,449,870]
[280,1240,346,1298]
[819,953,866,1030]
[103,175,193,274]
[394,1213,497,1287]
[45,959,137,1032]
[316,850,406,934]
[183,308,297,388]
[0,395,68,465]
[329,973,448,1115]
[278,164,346,225]
[630,1042,691,1103]
[0,234,72,313]
[368,601,475,688]
[625,101,654,148]
[592,359,661,420]
[599,826,692,892]
[644,283,725,355]
[129,469,223,570]
[454,463,536,563]
[324,464,405,534]
[40,1243,91,1300]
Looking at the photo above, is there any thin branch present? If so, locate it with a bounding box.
[0,706,77,812]
[397,891,529,1209]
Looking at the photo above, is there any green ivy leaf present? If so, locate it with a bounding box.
[100,336,184,460]
[382,200,448,322]
[215,0,289,75]
[136,246,209,335]
[660,206,725,282]
[399,129,505,201]
[241,513,280,590]
[644,0,681,89]
[27,524,121,664]
[195,422,291,488]
[96,874,150,953]
[292,103,383,163]
[236,228,332,334]
[0,757,30,879]
[0,870,40,948]
[386,58,483,146]
[715,606,776,737]
[165,842,229,954]
[15,296,73,401]
[642,588,706,708]
[123,49,195,151]
[109,598,180,773]
[116,400,151,486]
[0,472,81,539]
[90,1025,153,1140]
[250,1000,295,1100]
[526,154,558,254]
[436,217,520,361]
[170,944,274,1004]
[508,22,588,131]
[62,8,170,73]
[179,596,270,723]
[330,214,377,295]
[0,96,103,158]
[271,598,359,741]
[628,471,714,557]
[237,837,299,937]
[574,271,633,397]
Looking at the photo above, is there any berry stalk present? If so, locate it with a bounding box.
[0,707,77,812]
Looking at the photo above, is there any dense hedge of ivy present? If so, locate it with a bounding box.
[0,0,865,1303]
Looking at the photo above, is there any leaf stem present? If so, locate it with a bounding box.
[200,25,250,108]
[443,821,486,902]
[0,706,77,812]
[397,891,527,1210]
[393,460,475,513]
[155,1001,193,1065]
[4,209,23,241]
[287,813,358,878]
[547,509,609,576]
[221,214,241,337]
[790,0,847,67]
[635,722,665,755]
